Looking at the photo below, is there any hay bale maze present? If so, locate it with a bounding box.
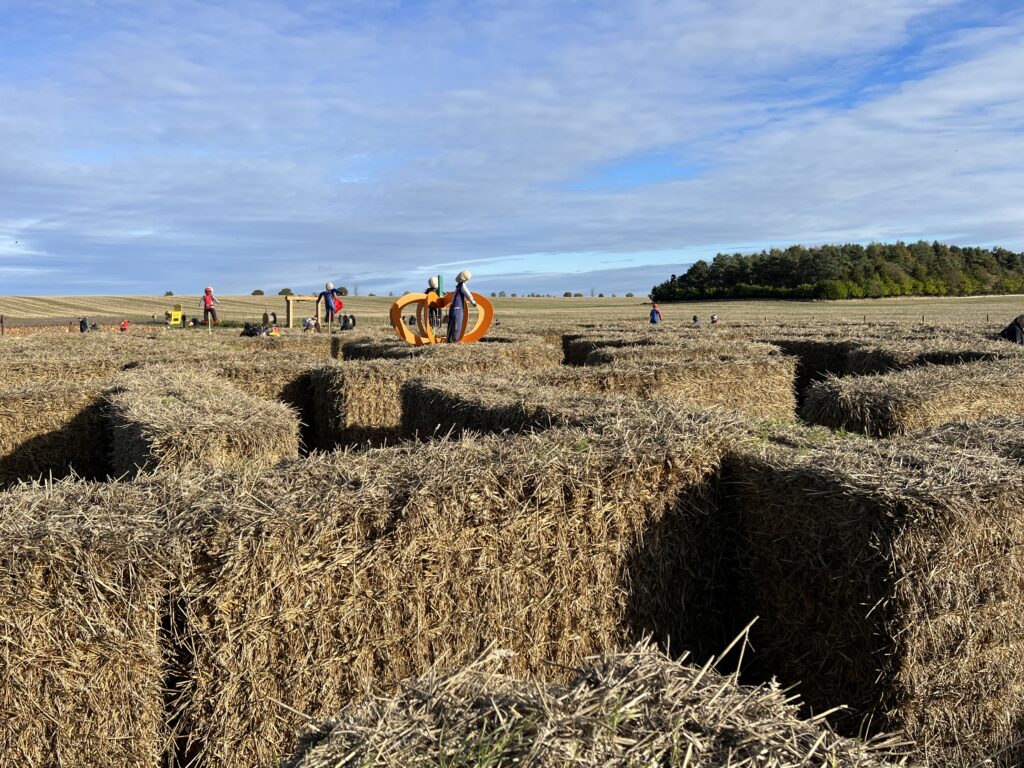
[105,366,301,476]
[801,358,1024,436]
[9,318,1024,766]
[286,643,906,768]
[720,431,1024,765]
[152,408,738,767]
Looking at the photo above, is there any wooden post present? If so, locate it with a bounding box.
[0,315,4,336]
[286,296,293,329]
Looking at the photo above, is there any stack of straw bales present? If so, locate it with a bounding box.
[105,366,300,476]
[286,643,907,768]
[310,341,561,448]
[802,358,1024,436]
[0,381,110,486]
[722,433,1024,765]
[0,480,173,768]
[163,410,737,767]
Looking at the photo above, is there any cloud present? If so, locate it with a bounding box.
[0,0,1021,296]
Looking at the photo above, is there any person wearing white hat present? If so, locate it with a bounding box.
[447,270,477,343]
[317,281,343,329]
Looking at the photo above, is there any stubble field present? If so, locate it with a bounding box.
[3,295,1024,767]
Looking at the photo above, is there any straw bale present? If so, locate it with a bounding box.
[106,366,300,476]
[402,361,794,437]
[286,642,907,768]
[802,359,1024,437]
[0,480,174,768]
[584,337,783,365]
[163,411,738,767]
[845,337,1024,376]
[311,343,561,449]
[911,416,1024,463]
[341,335,561,366]
[722,435,1024,765]
[0,381,110,487]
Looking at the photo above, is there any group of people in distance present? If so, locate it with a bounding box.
[647,304,720,326]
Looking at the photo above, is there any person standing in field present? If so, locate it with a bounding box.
[199,286,219,325]
[649,303,663,324]
[447,270,477,343]
[318,282,343,330]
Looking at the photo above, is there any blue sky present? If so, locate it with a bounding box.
[1,0,1022,296]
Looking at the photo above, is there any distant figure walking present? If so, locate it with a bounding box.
[119,319,130,333]
[649,303,663,324]
[710,314,720,325]
[692,314,701,326]
[262,310,270,327]
[999,314,1024,344]
[199,286,219,325]
[447,271,477,343]
[79,317,90,333]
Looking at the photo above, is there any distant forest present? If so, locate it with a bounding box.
[650,241,1024,301]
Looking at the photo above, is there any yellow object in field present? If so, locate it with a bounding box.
[169,304,183,326]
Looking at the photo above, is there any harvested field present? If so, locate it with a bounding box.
[722,433,1024,765]
[106,367,301,476]
[164,411,738,767]
[287,643,907,768]
[311,341,561,448]
[802,358,1024,436]
[340,334,562,365]
[0,381,110,487]
[0,481,173,768]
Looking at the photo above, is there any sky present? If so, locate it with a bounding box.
[0,0,1022,296]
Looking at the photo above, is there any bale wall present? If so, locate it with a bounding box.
[0,382,110,487]
[165,411,737,768]
[311,342,561,449]
[0,481,172,768]
[722,436,1024,765]
[802,359,1024,436]
[106,367,301,476]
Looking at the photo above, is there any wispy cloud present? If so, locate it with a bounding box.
[0,0,1021,296]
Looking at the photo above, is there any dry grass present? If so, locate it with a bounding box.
[801,359,1024,436]
[0,480,174,768]
[287,642,908,768]
[0,381,110,487]
[105,366,301,476]
[722,432,1024,765]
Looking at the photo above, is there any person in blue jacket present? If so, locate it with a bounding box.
[649,303,663,324]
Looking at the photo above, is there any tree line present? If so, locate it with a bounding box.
[650,241,1024,301]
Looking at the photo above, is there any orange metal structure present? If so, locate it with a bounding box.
[390,291,493,345]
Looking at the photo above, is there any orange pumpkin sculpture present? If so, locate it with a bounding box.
[390,291,494,345]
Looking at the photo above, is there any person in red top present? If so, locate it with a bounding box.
[119,319,130,333]
[199,286,219,325]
